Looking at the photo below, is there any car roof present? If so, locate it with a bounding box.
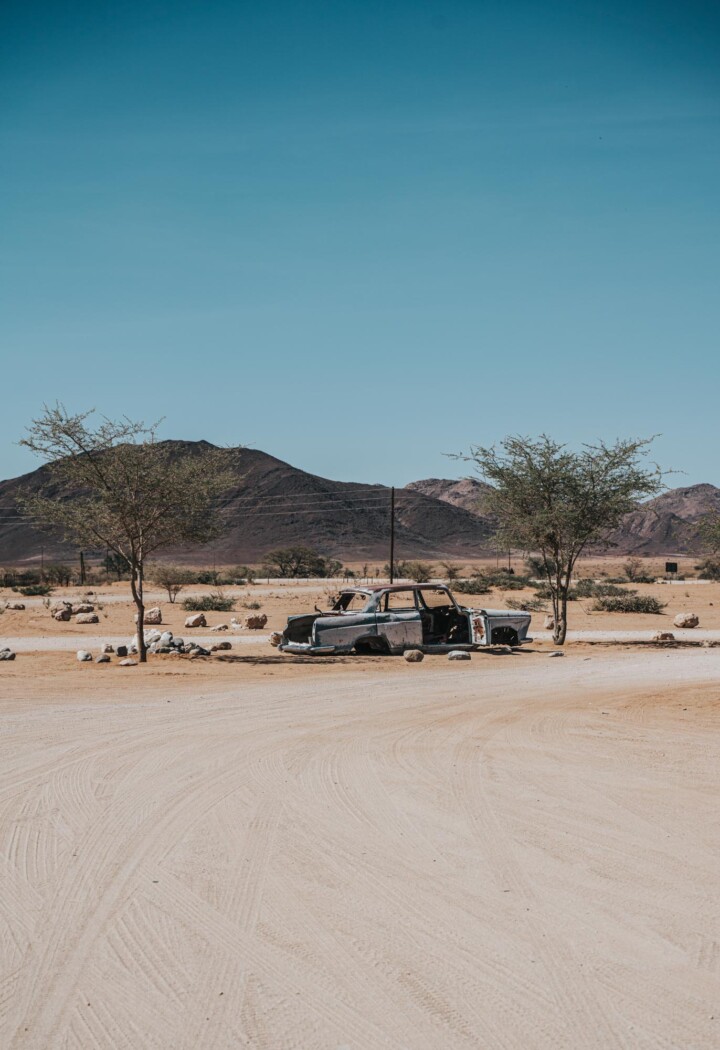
[342,584,449,593]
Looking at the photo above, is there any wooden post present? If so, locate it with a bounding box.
[389,486,395,583]
[79,551,86,586]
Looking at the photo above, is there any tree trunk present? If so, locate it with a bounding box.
[130,565,147,663]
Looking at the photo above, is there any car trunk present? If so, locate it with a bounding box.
[283,614,321,644]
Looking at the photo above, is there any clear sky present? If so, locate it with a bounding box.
[1,0,718,486]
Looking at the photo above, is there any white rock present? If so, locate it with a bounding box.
[144,629,162,645]
[548,651,565,657]
[159,631,174,646]
[0,648,16,661]
[6,601,25,610]
[448,650,471,661]
[404,649,424,662]
[75,613,99,624]
[53,607,72,622]
[674,612,699,629]
[269,632,283,647]
[72,603,94,614]
[119,658,137,666]
[210,641,232,652]
[210,623,229,632]
[76,650,92,662]
[184,613,207,628]
[544,615,555,630]
[143,606,163,625]
[101,643,115,654]
[95,654,111,663]
[653,631,675,642]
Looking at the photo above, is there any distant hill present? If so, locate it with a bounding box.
[0,443,496,566]
[1,447,717,565]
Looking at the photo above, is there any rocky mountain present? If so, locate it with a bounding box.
[0,444,496,566]
[1,445,717,566]
[405,477,494,516]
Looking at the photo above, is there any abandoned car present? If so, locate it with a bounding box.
[273,584,532,656]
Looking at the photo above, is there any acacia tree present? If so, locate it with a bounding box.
[19,406,235,662]
[462,436,665,644]
[147,564,197,603]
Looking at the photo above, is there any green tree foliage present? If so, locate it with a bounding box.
[262,546,342,578]
[19,405,235,662]
[462,435,665,644]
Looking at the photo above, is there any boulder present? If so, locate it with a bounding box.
[269,632,283,647]
[119,658,137,666]
[144,629,163,646]
[143,607,163,625]
[53,607,72,622]
[76,650,92,662]
[72,603,95,615]
[653,631,675,642]
[210,641,232,652]
[544,615,555,630]
[404,649,424,662]
[210,623,229,632]
[0,648,16,661]
[244,613,268,630]
[75,613,99,624]
[6,602,25,611]
[184,613,207,629]
[448,650,471,661]
[95,654,111,663]
[116,645,128,658]
[159,631,174,647]
[673,612,699,629]
[101,643,115,654]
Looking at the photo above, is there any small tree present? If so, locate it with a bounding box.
[262,546,328,578]
[441,562,464,582]
[462,436,665,644]
[622,556,644,581]
[148,563,197,603]
[19,406,235,662]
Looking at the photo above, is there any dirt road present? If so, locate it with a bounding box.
[1,651,719,1048]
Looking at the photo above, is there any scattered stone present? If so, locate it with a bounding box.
[116,645,128,658]
[155,646,172,654]
[210,641,232,652]
[448,650,471,661]
[244,613,268,630]
[159,631,174,646]
[53,607,72,622]
[95,654,111,663]
[269,632,283,647]
[548,651,565,658]
[404,649,424,662]
[210,623,229,632]
[6,602,25,610]
[119,658,137,666]
[0,647,16,661]
[653,631,675,642]
[543,615,555,630]
[144,629,163,646]
[75,613,99,624]
[189,646,210,658]
[101,643,115,654]
[72,603,95,615]
[184,613,207,629]
[673,612,699,629]
[76,650,92,662]
[143,607,163,625]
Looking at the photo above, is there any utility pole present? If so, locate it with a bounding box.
[79,550,86,586]
[389,486,395,583]
[40,544,44,579]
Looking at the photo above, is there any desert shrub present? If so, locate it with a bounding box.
[592,594,666,614]
[17,583,52,596]
[404,561,434,583]
[525,555,559,578]
[506,596,547,612]
[148,563,197,602]
[535,584,578,601]
[441,562,464,581]
[695,557,720,581]
[182,592,236,613]
[573,579,630,599]
[241,600,262,610]
[453,576,493,595]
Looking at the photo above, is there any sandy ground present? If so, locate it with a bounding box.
[1,645,719,1049]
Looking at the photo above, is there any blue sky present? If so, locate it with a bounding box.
[1,0,718,486]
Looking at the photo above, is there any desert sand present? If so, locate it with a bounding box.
[1,636,719,1049]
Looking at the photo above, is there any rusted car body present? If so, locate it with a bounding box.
[275,584,532,656]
